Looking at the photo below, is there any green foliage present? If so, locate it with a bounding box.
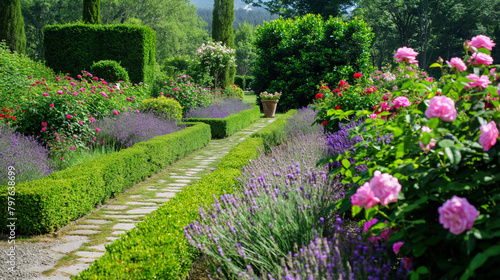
[185,106,260,139]
[158,75,213,113]
[89,60,129,83]
[234,75,246,90]
[251,109,296,152]
[0,122,211,235]
[234,21,256,76]
[0,41,56,109]
[252,14,374,112]
[212,0,235,87]
[162,55,191,77]
[189,41,236,89]
[139,96,182,122]
[242,0,356,18]
[223,83,244,100]
[83,0,101,24]
[0,0,26,54]
[73,136,264,279]
[43,23,156,84]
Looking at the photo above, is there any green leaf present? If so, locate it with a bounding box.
[460,253,488,280]
[444,146,461,165]
[396,142,405,158]
[352,205,362,217]
[341,159,351,169]
[427,117,440,129]
[477,47,491,55]
[416,266,429,274]
[438,139,455,148]
[429,62,442,68]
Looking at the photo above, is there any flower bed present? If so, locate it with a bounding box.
[0,122,211,235]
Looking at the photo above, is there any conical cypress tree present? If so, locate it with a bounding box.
[0,0,26,54]
[83,0,101,24]
[212,0,235,87]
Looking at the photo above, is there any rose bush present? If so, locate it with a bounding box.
[319,36,500,279]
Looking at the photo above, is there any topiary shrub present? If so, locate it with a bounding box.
[90,60,129,83]
[223,83,244,100]
[139,96,182,122]
[234,75,245,90]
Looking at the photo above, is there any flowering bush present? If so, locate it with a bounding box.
[319,37,500,279]
[189,41,236,88]
[222,83,244,100]
[158,75,213,114]
[184,99,251,119]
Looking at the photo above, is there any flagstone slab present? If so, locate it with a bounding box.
[75,251,105,258]
[104,205,128,210]
[88,243,109,251]
[167,183,188,187]
[77,224,100,229]
[146,198,171,202]
[156,192,176,198]
[57,263,90,275]
[111,230,126,236]
[126,206,158,214]
[67,229,101,235]
[125,201,157,205]
[85,219,110,224]
[112,223,136,231]
[171,176,201,179]
[103,214,144,219]
[51,236,89,253]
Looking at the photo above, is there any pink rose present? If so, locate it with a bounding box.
[446,57,467,71]
[90,117,95,122]
[465,74,491,89]
[41,127,46,132]
[479,120,498,151]
[351,182,380,209]
[393,242,404,254]
[70,147,75,150]
[419,126,437,153]
[438,196,479,235]
[394,47,419,64]
[113,109,119,115]
[50,104,54,107]
[363,218,379,233]
[96,128,101,132]
[43,93,49,96]
[66,115,72,119]
[393,96,411,109]
[369,114,377,119]
[369,171,402,206]
[363,218,393,243]
[41,122,47,127]
[79,120,83,125]
[468,52,493,66]
[383,92,391,101]
[469,35,496,51]
[425,96,457,122]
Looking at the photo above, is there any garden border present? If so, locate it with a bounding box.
[0,122,211,235]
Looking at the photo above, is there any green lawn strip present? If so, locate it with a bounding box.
[184,106,260,139]
[73,137,264,279]
[0,122,211,235]
[251,109,297,151]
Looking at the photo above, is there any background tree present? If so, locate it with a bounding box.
[212,0,235,87]
[242,0,357,18]
[83,0,100,24]
[0,0,27,54]
[234,21,255,75]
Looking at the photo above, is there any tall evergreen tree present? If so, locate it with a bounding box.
[0,0,26,54]
[212,0,235,87]
[83,0,101,24]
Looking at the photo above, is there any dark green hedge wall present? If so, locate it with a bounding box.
[43,23,155,84]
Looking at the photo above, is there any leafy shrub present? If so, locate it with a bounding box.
[90,60,130,83]
[252,14,373,112]
[188,41,236,88]
[0,125,53,186]
[162,55,191,77]
[184,99,250,119]
[159,75,213,114]
[223,83,244,100]
[251,109,297,151]
[234,75,246,90]
[91,111,184,149]
[139,96,182,122]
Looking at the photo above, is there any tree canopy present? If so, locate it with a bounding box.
[241,0,357,18]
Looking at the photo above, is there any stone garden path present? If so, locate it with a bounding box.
[0,117,276,280]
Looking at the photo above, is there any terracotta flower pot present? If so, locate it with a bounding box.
[262,99,279,118]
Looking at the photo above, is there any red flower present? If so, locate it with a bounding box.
[315,93,323,99]
[333,88,340,93]
[50,104,54,107]
[354,73,363,79]
[336,105,341,110]
[338,80,349,89]
[322,120,328,127]
[320,86,330,90]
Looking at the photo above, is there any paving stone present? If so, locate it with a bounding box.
[77,224,100,229]
[199,159,215,162]
[103,214,145,219]
[51,236,89,253]
[85,219,110,224]
[126,206,158,214]
[167,183,188,187]
[57,262,91,275]
[112,223,136,231]
[75,251,105,258]
[189,168,204,171]
[129,195,142,199]
[147,188,160,191]
[171,175,201,179]
[156,192,176,198]
[146,198,170,202]
[101,211,123,214]
[164,188,183,192]
[159,179,167,183]
[125,201,157,205]
[77,258,95,263]
[104,205,127,210]
[67,229,101,235]
[111,230,126,236]
[88,243,109,251]
[117,219,138,222]
[106,236,120,242]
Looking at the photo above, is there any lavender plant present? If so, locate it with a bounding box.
[184,99,251,119]
[184,132,344,278]
[283,106,323,137]
[91,111,185,149]
[0,125,53,186]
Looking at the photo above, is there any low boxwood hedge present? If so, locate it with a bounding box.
[74,137,265,279]
[185,106,260,139]
[251,109,297,152]
[0,123,211,235]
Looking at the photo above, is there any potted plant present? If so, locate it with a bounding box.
[259,91,281,118]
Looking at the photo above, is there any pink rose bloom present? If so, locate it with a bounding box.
[364,218,392,243]
[394,47,419,64]
[369,171,402,205]
[465,74,491,89]
[393,242,404,254]
[393,96,411,109]
[469,35,496,51]
[446,57,467,71]
[113,109,119,115]
[41,122,47,127]
[379,102,390,111]
[438,196,479,235]
[468,52,493,66]
[54,132,57,136]
[96,128,101,132]
[66,115,72,119]
[70,147,75,150]
[135,110,140,113]
[42,92,49,96]
[351,182,380,209]
[419,126,437,153]
[57,90,63,95]
[61,157,64,160]
[41,127,46,132]
[479,120,498,151]
[363,218,379,233]
[369,114,377,119]
[383,92,391,101]
[50,104,54,107]
[425,96,457,122]
[90,117,95,123]
[70,82,77,86]
[79,120,83,125]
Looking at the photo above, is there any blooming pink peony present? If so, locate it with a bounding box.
[479,120,499,151]
[393,242,404,254]
[469,35,496,51]
[393,96,411,109]
[79,120,83,125]
[468,52,493,66]
[394,47,419,64]
[425,96,457,122]
[438,196,479,235]
[369,171,402,205]
[351,182,380,209]
[465,74,491,89]
[446,57,467,71]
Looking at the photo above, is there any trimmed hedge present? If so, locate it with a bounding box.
[74,137,265,279]
[0,123,211,235]
[234,75,254,90]
[251,109,297,151]
[43,23,156,84]
[185,106,260,139]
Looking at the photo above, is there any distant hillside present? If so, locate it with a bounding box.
[197,7,278,31]
[191,0,250,10]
